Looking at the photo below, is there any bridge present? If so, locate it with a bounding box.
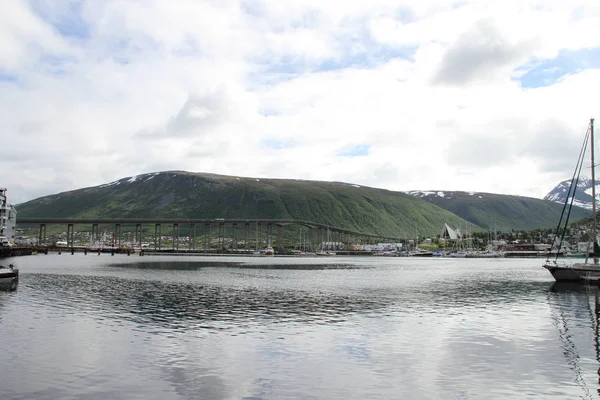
[18,218,405,252]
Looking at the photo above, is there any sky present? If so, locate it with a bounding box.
[2,0,600,204]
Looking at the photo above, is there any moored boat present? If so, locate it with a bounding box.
[409,249,433,257]
[0,263,18,291]
[292,250,316,256]
[446,250,468,258]
[543,118,600,281]
[467,250,504,258]
[316,250,335,256]
[544,260,600,281]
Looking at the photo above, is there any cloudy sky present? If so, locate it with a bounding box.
[2,0,600,203]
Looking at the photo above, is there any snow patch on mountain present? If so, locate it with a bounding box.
[404,190,482,200]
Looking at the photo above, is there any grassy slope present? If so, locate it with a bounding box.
[16,171,476,238]
[409,191,589,231]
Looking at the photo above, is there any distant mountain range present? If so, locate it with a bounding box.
[544,177,600,210]
[404,190,587,231]
[15,171,589,237]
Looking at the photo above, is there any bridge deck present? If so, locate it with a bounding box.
[18,218,403,241]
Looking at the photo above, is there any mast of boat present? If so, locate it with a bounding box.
[592,118,597,264]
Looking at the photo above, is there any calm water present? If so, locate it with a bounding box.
[1,254,599,399]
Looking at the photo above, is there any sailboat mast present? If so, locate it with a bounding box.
[591,118,597,264]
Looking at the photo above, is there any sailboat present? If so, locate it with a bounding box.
[262,238,275,256]
[543,118,600,281]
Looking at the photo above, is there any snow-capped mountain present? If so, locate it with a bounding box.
[544,177,600,210]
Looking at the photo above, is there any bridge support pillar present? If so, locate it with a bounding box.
[277,224,284,252]
[67,224,74,248]
[219,223,224,251]
[256,222,261,250]
[267,223,273,248]
[244,222,250,252]
[316,227,322,251]
[114,224,121,249]
[189,223,195,251]
[173,223,179,252]
[204,223,210,250]
[38,224,46,246]
[232,223,237,252]
[135,224,142,249]
[91,224,99,247]
[154,224,161,250]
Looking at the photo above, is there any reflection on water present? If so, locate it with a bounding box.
[2,256,600,399]
[547,282,600,399]
[109,260,368,270]
[26,273,388,333]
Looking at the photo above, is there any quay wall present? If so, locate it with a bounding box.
[0,247,33,258]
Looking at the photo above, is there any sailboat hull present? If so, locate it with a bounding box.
[544,261,600,281]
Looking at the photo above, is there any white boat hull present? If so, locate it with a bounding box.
[543,261,600,281]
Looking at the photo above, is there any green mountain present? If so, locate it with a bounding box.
[17,171,475,238]
[404,190,588,232]
[16,171,578,237]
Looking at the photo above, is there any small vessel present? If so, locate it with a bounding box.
[409,249,433,257]
[543,118,600,281]
[316,250,335,256]
[292,250,316,256]
[262,246,275,256]
[0,263,18,291]
[467,250,504,258]
[446,250,468,258]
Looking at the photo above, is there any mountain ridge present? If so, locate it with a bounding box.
[16,171,587,237]
[404,189,588,232]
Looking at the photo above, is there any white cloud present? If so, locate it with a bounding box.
[1,0,600,204]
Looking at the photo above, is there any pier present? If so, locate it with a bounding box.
[17,218,404,254]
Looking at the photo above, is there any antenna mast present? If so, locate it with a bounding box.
[591,118,597,264]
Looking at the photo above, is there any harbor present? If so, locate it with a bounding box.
[3,1,598,398]
[2,255,599,399]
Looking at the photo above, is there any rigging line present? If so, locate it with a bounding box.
[551,126,591,262]
[559,140,589,263]
[550,127,589,261]
[558,126,591,231]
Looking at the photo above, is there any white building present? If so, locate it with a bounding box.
[373,243,403,251]
[0,188,17,245]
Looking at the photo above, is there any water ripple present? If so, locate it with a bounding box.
[1,256,600,399]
